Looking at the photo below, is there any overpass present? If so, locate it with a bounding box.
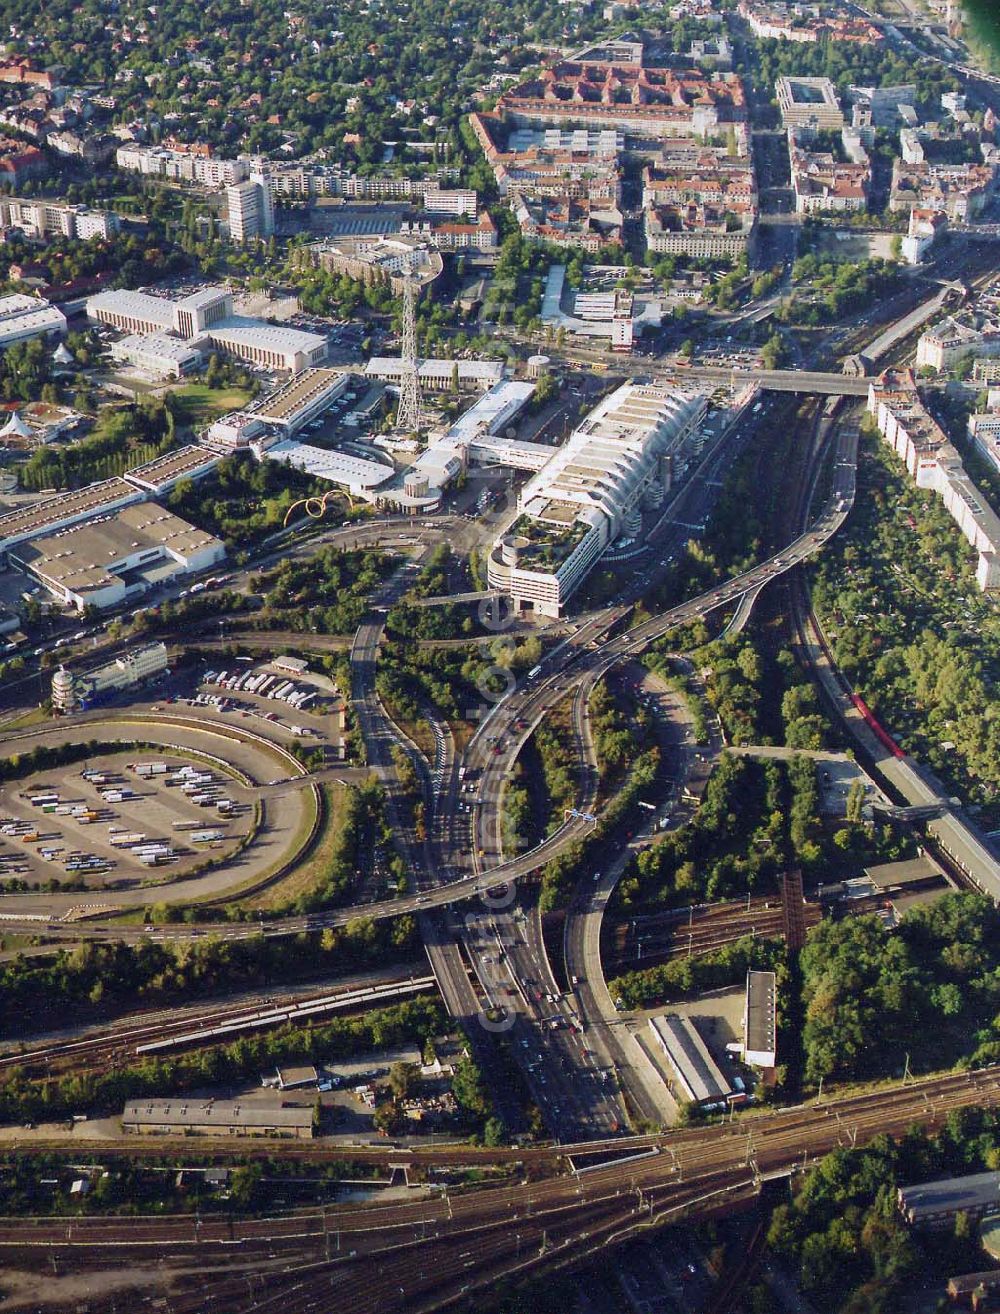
[410,589,501,607]
[860,285,958,367]
[871,798,949,822]
[655,366,871,396]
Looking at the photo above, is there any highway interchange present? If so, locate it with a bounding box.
[3,146,1000,1314]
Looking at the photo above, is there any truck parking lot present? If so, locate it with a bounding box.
[0,755,253,891]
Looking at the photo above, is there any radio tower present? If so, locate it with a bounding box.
[397,260,421,434]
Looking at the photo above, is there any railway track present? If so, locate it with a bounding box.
[0,974,437,1079]
[604,896,822,971]
[3,1064,999,1311]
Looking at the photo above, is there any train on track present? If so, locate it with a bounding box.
[133,977,436,1055]
[849,693,905,760]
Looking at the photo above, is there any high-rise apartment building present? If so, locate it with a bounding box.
[226,167,275,243]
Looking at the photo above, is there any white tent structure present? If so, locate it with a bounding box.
[52,342,74,366]
[0,411,32,440]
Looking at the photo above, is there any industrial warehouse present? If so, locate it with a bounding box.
[122,1099,315,1140]
[10,503,225,611]
[647,1013,736,1108]
[742,970,777,1070]
[87,286,328,374]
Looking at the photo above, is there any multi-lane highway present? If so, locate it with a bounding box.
[0,402,859,947]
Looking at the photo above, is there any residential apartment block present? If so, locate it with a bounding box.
[115,144,250,188]
[470,110,625,252]
[472,50,754,261]
[890,160,998,220]
[868,369,1000,591]
[968,411,1000,481]
[915,316,1000,372]
[643,159,758,256]
[303,236,443,295]
[226,170,275,244]
[496,62,747,139]
[776,77,845,130]
[0,196,119,241]
[739,0,882,44]
[788,125,871,214]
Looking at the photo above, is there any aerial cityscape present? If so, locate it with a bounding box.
[0,0,998,1310]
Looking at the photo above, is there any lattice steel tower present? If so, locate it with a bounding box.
[397,262,421,434]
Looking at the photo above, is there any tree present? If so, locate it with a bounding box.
[846,779,867,823]
[229,1164,262,1209]
[760,332,786,370]
[483,1116,507,1146]
[374,1099,406,1136]
[387,1060,419,1100]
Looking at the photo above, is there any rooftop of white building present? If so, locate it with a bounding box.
[199,317,328,357]
[264,438,394,490]
[87,289,176,331]
[0,293,66,339]
[251,367,348,425]
[14,503,222,595]
[366,357,505,384]
[445,380,537,444]
[519,381,704,528]
[124,445,222,492]
[178,287,230,313]
[0,479,140,551]
[112,332,203,363]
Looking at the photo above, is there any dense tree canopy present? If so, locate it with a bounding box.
[801,894,1000,1086]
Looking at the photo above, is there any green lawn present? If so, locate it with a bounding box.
[170,384,252,427]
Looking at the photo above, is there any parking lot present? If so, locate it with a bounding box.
[187,662,344,754]
[0,754,253,892]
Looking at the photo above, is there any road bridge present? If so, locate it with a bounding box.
[871,799,949,822]
[410,589,501,607]
[0,416,862,939]
[653,366,871,395]
[721,584,764,638]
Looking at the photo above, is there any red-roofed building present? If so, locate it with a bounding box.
[498,63,746,139]
[0,60,60,91]
[0,147,47,186]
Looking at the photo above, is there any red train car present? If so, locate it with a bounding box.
[850,693,905,759]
